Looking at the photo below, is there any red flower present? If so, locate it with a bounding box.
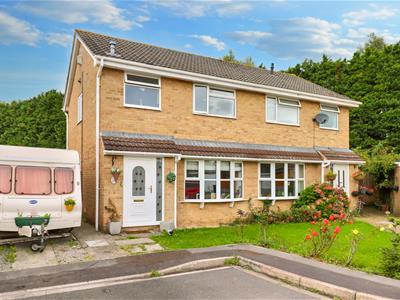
[339,213,346,220]
[323,219,329,225]
[310,221,316,225]
[311,231,319,237]
[334,226,341,234]
[348,220,353,225]
[329,215,335,221]
[305,235,311,240]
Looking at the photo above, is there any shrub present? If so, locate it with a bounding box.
[381,217,400,279]
[292,183,350,219]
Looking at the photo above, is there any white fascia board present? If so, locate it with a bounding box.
[96,55,360,108]
[329,160,365,164]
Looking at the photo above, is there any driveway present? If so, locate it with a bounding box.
[30,267,324,300]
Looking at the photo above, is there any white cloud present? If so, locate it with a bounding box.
[0,10,41,46]
[347,27,400,44]
[216,2,252,16]
[190,34,226,51]
[17,0,135,30]
[343,4,397,26]
[150,0,252,18]
[46,33,72,47]
[228,17,354,59]
[184,43,193,49]
[136,15,150,23]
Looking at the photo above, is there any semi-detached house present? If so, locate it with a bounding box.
[63,30,363,231]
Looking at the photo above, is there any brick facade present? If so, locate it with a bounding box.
[66,50,359,230]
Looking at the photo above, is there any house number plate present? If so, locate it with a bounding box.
[133,198,144,203]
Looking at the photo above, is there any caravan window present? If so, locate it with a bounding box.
[15,166,51,195]
[0,165,12,194]
[55,168,74,194]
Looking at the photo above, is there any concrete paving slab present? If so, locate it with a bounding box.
[12,244,59,270]
[85,240,109,247]
[114,237,155,246]
[144,244,163,252]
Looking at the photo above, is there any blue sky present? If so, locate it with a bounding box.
[0,0,399,101]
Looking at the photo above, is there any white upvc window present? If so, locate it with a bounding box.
[124,74,161,110]
[320,104,340,130]
[184,160,243,201]
[259,162,305,200]
[193,84,236,118]
[77,93,82,124]
[266,97,301,126]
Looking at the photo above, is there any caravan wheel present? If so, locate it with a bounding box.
[31,242,45,252]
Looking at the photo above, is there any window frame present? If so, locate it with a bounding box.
[0,165,12,194]
[258,162,305,200]
[320,104,340,130]
[184,160,243,202]
[193,84,236,119]
[54,167,74,195]
[265,96,301,126]
[77,93,82,124]
[15,166,52,196]
[124,73,161,111]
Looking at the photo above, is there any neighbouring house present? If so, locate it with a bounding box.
[63,30,364,232]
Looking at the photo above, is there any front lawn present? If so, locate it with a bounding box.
[152,221,393,275]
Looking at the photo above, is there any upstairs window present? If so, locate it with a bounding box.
[54,168,74,195]
[320,105,339,130]
[125,74,161,110]
[15,166,51,195]
[77,93,82,124]
[194,85,235,118]
[266,97,300,125]
[0,165,12,194]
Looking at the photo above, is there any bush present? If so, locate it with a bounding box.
[292,183,350,219]
[381,217,400,279]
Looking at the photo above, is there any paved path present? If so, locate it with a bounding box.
[1,245,399,299]
[30,267,324,300]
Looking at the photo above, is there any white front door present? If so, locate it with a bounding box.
[123,157,157,227]
[332,164,350,195]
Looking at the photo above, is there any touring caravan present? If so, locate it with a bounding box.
[0,145,81,232]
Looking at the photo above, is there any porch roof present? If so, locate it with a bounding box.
[101,131,363,163]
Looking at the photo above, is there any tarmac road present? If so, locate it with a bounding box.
[29,267,325,300]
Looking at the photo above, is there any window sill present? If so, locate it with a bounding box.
[124,104,161,111]
[182,198,246,203]
[319,126,339,131]
[258,197,298,201]
[266,121,300,127]
[181,198,247,208]
[193,112,236,120]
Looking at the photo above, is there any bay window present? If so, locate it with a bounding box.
[266,97,300,125]
[320,105,339,130]
[185,160,243,201]
[193,85,235,118]
[259,162,305,199]
[125,74,161,110]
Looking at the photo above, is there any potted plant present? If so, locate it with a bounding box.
[325,170,337,182]
[167,171,176,183]
[111,167,121,184]
[105,199,121,235]
[352,170,366,181]
[64,198,76,212]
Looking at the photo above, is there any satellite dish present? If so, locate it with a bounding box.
[313,113,329,125]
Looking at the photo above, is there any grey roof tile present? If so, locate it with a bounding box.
[76,30,353,101]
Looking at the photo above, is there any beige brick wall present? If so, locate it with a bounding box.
[393,166,400,216]
[99,69,349,148]
[66,42,98,225]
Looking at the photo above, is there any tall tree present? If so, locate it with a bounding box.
[287,34,400,152]
[0,90,66,148]
[222,50,258,68]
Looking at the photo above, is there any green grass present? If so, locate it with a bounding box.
[152,221,393,275]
